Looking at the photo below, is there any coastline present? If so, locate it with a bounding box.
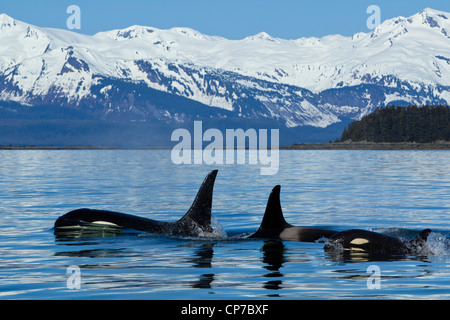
[1,142,450,150]
[0,145,170,150]
[281,141,450,150]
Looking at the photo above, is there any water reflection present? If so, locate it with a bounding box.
[190,243,215,289]
[323,249,431,263]
[54,247,127,258]
[53,227,443,297]
[2,149,450,299]
[54,226,125,239]
[53,221,164,242]
[261,241,286,293]
[54,233,218,291]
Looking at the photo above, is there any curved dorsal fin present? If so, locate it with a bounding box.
[178,170,218,231]
[258,185,291,230]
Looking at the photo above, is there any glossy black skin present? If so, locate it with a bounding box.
[54,170,218,237]
[324,228,432,255]
[249,185,337,242]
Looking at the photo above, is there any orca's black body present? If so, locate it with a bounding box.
[249,185,337,242]
[54,170,219,237]
[324,228,432,255]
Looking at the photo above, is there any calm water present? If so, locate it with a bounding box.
[0,149,449,300]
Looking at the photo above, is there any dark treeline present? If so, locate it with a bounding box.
[340,105,450,143]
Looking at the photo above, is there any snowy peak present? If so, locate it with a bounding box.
[0,13,48,41]
[170,27,210,40]
[0,9,450,130]
[372,7,450,40]
[417,7,450,24]
[415,8,450,38]
[96,25,216,43]
[0,13,17,29]
[97,25,157,41]
[245,32,278,42]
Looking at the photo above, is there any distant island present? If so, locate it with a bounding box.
[281,141,450,150]
[284,105,450,150]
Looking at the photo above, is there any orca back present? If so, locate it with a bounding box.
[54,208,171,233]
[325,228,433,255]
[54,170,219,237]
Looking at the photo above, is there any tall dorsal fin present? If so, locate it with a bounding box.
[258,185,291,230]
[178,170,218,231]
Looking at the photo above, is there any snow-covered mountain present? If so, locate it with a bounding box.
[0,8,449,144]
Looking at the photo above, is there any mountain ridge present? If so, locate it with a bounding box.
[0,8,449,146]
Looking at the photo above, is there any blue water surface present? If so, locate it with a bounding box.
[0,149,449,299]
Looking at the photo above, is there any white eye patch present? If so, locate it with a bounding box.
[350,238,369,245]
[92,221,119,226]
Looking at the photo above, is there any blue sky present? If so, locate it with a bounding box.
[2,0,450,39]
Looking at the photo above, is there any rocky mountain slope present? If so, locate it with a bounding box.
[0,8,449,146]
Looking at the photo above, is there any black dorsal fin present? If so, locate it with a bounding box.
[409,228,432,247]
[407,229,432,254]
[415,229,432,242]
[258,185,291,230]
[178,170,218,231]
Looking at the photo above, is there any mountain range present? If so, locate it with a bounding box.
[0,8,449,146]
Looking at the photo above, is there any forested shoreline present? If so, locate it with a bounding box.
[339,105,450,143]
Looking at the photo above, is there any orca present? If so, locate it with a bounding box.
[248,185,338,242]
[54,170,220,237]
[324,228,432,255]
